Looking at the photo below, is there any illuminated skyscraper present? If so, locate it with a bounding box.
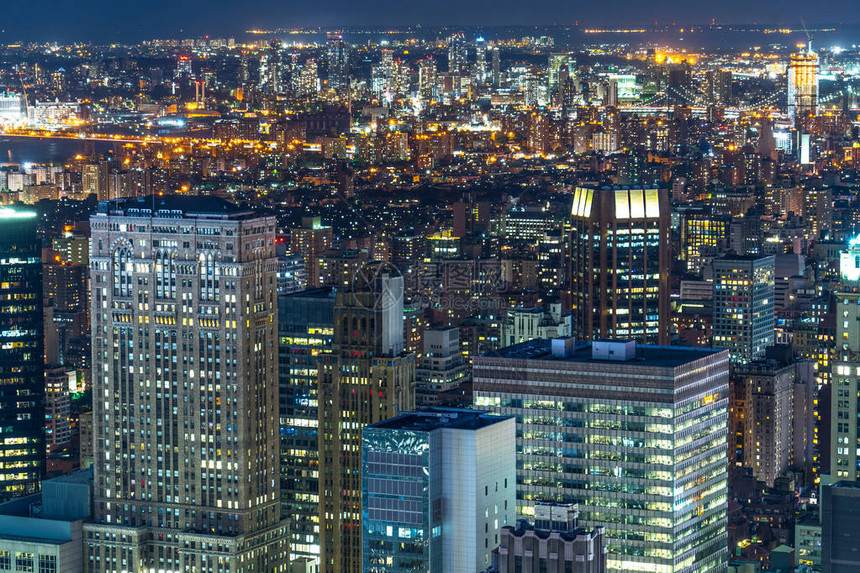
[174,54,192,81]
[82,163,109,201]
[491,46,500,86]
[84,196,288,572]
[706,69,732,106]
[295,58,319,97]
[474,338,730,573]
[569,186,670,345]
[318,264,416,573]
[832,240,860,481]
[279,288,335,563]
[547,53,573,95]
[44,366,74,455]
[803,185,833,241]
[290,217,333,288]
[475,37,487,82]
[448,33,469,75]
[680,207,730,275]
[712,255,775,364]
[788,44,819,123]
[732,351,795,487]
[0,207,44,503]
[262,39,283,94]
[326,36,350,90]
[418,57,438,100]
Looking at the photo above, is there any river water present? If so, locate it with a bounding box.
[0,137,119,166]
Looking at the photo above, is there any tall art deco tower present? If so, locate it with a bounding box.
[84,196,288,573]
[317,263,416,573]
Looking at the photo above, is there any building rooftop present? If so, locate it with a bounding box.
[831,480,860,490]
[484,338,725,368]
[505,519,604,542]
[369,407,512,432]
[96,195,258,220]
[714,253,775,262]
[280,287,336,300]
[44,468,93,485]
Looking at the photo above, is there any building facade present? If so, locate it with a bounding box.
[832,242,860,481]
[317,266,416,573]
[474,338,730,573]
[787,45,819,123]
[495,503,607,573]
[569,186,670,345]
[821,481,860,573]
[501,304,573,349]
[0,470,93,573]
[44,367,74,455]
[741,362,794,486]
[415,327,470,406]
[712,255,775,364]
[362,408,516,573]
[0,207,44,503]
[84,196,288,572]
[279,287,336,563]
[289,217,333,288]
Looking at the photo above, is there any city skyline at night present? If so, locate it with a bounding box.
[1,4,860,572]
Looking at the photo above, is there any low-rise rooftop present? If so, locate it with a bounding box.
[96,195,257,220]
[484,338,726,368]
[369,407,512,432]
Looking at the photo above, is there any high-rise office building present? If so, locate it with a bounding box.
[318,264,416,573]
[290,217,333,288]
[84,196,288,572]
[821,481,860,573]
[447,33,469,75]
[44,366,74,455]
[0,207,44,503]
[326,36,350,90]
[263,39,283,93]
[276,251,307,295]
[569,186,670,344]
[500,304,572,348]
[491,46,500,86]
[706,69,732,106]
[732,350,795,487]
[547,53,572,95]
[680,207,730,275]
[415,327,470,406]
[474,338,730,573]
[712,255,775,364]
[418,57,438,100]
[361,408,516,573]
[832,241,860,481]
[43,260,89,363]
[803,186,833,241]
[788,44,819,123]
[279,287,336,563]
[82,163,109,201]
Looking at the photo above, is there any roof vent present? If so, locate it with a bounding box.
[551,337,576,358]
[591,339,636,361]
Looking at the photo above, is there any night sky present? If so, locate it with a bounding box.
[2,0,859,42]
